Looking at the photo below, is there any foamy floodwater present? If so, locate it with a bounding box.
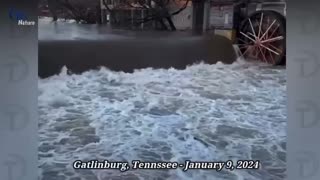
[38,60,286,180]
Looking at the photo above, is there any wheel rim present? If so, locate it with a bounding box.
[238,12,285,65]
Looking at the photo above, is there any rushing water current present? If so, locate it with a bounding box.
[38,60,286,180]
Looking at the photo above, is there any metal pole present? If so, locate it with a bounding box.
[203,0,210,33]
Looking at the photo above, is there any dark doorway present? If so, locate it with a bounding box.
[192,0,205,35]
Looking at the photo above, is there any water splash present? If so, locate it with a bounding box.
[39,61,286,180]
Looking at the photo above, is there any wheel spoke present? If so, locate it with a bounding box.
[265,43,283,54]
[263,45,269,63]
[258,13,264,38]
[241,46,252,57]
[253,46,259,58]
[236,43,248,46]
[253,46,260,60]
[248,18,258,40]
[268,48,276,64]
[267,16,270,29]
[238,38,248,44]
[260,43,280,55]
[248,32,256,38]
[269,24,280,39]
[260,19,276,40]
[236,44,251,49]
[240,31,256,43]
[262,16,271,39]
[258,45,268,63]
[261,36,284,43]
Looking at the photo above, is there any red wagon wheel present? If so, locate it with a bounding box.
[237,10,286,65]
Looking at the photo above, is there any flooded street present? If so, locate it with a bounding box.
[39,60,286,180]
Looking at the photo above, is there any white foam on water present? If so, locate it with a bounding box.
[39,60,286,180]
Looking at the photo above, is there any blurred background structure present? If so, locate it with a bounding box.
[38,0,286,65]
[38,0,285,32]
